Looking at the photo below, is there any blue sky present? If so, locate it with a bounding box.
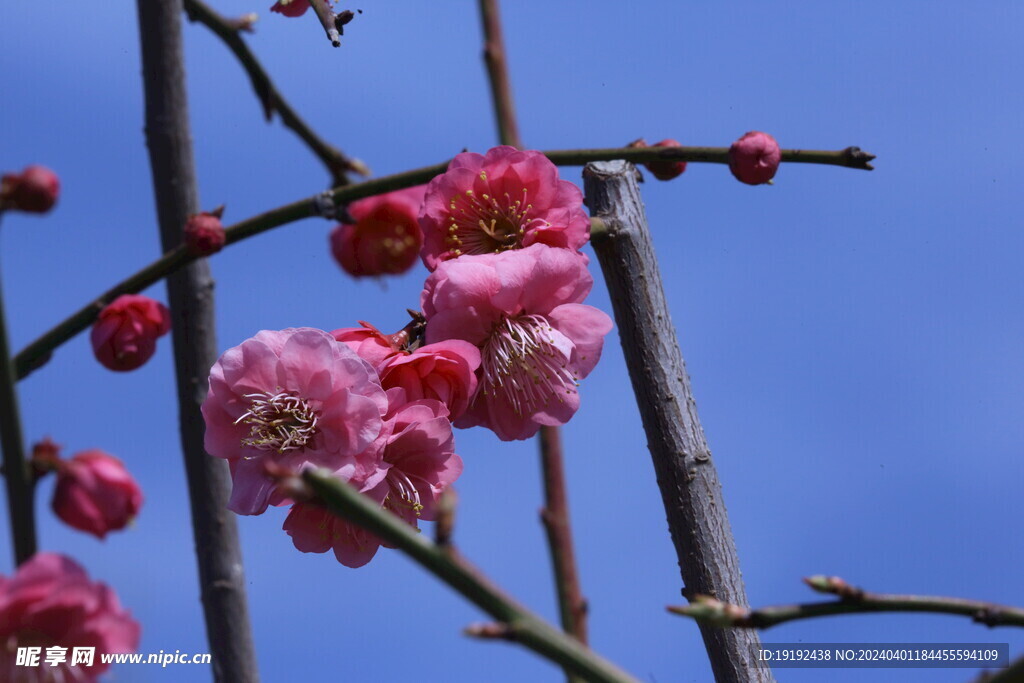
[2,2,1022,681]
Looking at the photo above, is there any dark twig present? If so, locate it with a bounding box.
[302,468,640,683]
[475,0,588,666]
[669,576,1024,630]
[13,143,874,380]
[477,0,522,149]
[183,0,368,185]
[538,426,589,647]
[308,0,342,46]
[0,214,37,565]
[135,1,258,680]
[585,160,772,683]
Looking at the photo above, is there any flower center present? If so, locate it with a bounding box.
[479,314,578,416]
[235,390,319,454]
[384,469,424,516]
[445,184,547,257]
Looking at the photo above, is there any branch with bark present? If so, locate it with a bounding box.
[135,0,258,679]
[584,160,772,683]
[669,576,1024,630]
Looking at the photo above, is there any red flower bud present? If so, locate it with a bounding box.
[184,210,226,256]
[645,139,688,181]
[270,0,311,17]
[51,450,143,538]
[330,186,426,277]
[728,131,781,185]
[90,295,172,372]
[0,165,60,213]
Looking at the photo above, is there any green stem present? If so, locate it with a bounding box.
[302,469,640,683]
[13,143,874,380]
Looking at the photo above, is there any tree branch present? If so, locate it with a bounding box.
[308,0,342,47]
[0,215,37,565]
[13,143,875,381]
[301,468,640,683]
[970,654,1024,682]
[669,576,1024,630]
[477,0,522,149]
[584,160,772,683]
[183,0,368,185]
[135,1,259,680]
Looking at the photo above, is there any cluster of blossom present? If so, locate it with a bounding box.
[202,146,613,566]
[0,553,140,683]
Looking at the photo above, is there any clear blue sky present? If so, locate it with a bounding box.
[2,2,1022,681]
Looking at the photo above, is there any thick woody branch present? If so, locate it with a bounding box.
[669,576,1024,630]
[13,143,874,380]
[135,1,258,680]
[584,160,772,683]
[301,469,640,683]
[183,0,368,185]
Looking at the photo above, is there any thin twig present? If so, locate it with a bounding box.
[301,468,640,683]
[538,427,589,645]
[477,0,522,149]
[585,160,772,682]
[135,1,259,680]
[0,214,37,565]
[669,576,1024,630]
[13,143,874,380]
[308,0,342,46]
[475,0,588,664]
[183,0,368,185]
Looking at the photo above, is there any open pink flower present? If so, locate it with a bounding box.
[333,324,481,420]
[422,244,613,440]
[418,146,590,270]
[51,450,143,539]
[285,389,462,567]
[201,327,388,515]
[270,0,311,17]
[330,185,426,277]
[90,294,171,372]
[0,553,140,682]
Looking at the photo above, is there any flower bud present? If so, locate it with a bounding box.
[645,139,688,181]
[51,450,143,538]
[330,185,426,277]
[184,209,226,256]
[728,131,781,185]
[270,0,311,17]
[0,165,60,213]
[90,295,172,372]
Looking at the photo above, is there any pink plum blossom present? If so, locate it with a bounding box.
[728,131,781,185]
[284,389,462,567]
[51,450,143,539]
[421,244,613,440]
[418,146,590,270]
[90,294,171,372]
[201,327,388,515]
[334,323,481,420]
[0,553,140,682]
[330,185,426,277]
